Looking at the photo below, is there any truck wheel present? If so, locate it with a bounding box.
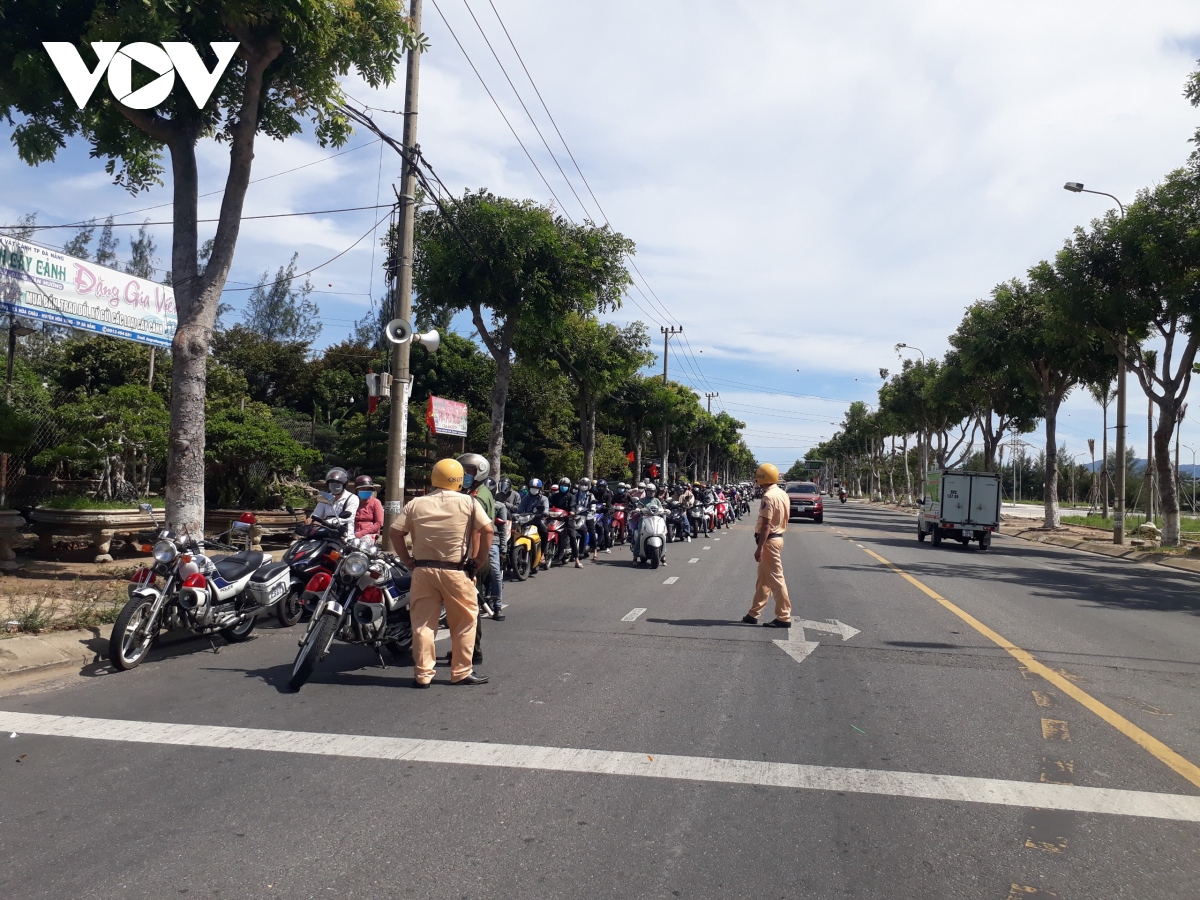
[917,522,926,542]
[930,525,942,547]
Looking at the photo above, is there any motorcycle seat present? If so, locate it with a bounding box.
[213,552,269,582]
[249,560,290,584]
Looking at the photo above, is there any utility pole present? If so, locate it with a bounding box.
[705,391,718,483]
[382,0,423,550]
[659,325,682,486]
[1145,395,1154,523]
[1114,336,1127,543]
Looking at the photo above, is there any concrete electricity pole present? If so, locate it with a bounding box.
[382,0,423,549]
[705,391,718,482]
[660,325,682,485]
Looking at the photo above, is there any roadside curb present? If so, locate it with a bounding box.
[0,627,106,679]
[866,500,1200,577]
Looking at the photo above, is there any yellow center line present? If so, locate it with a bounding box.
[860,546,1200,791]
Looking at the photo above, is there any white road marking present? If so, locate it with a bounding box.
[2,711,1196,822]
[688,558,699,564]
[621,607,647,622]
[794,619,861,641]
[663,576,678,585]
[856,544,865,549]
[703,546,711,551]
[772,636,820,663]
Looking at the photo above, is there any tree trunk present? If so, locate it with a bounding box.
[581,391,596,479]
[902,434,911,504]
[1043,394,1061,529]
[1100,399,1109,520]
[1154,404,1181,546]
[487,348,512,478]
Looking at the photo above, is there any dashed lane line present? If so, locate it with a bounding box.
[859,545,1200,791]
[621,608,647,622]
[2,711,1198,822]
[663,576,679,585]
[688,558,699,564]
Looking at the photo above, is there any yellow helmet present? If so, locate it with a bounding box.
[755,462,780,486]
[431,458,465,491]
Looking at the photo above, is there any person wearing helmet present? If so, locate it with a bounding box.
[742,462,791,628]
[549,477,583,568]
[677,481,695,542]
[309,467,359,538]
[517,478,551,571]
[458,452,502,624]
[390,458,493,687]
[576,476,600,562]
[353,475,384,542]
[591,478,614,553]
[494,476,521,511]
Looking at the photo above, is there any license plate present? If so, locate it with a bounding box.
[268,581,288,601]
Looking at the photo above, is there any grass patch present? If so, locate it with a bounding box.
[40,495,161,511]
[1061,514,1200,532]
[5,596,60,633]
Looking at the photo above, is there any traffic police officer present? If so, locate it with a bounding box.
[390,458,494,687]
[742,462,792,628]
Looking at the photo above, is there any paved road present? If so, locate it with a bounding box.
[2,503,1198,899]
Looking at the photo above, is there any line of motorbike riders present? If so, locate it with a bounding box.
[106,452,756,688]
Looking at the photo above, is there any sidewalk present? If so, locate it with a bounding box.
[0,626,106,680]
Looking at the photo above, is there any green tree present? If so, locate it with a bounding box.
[241,253,321,343]
[205,403,321,507]
[412,190,633,476]
[1,2,422,532]
[783,460,809,481]
[125,222,157,279]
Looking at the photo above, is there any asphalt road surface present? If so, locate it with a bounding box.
[2,502,1199,899]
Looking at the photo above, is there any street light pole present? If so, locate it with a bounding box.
[1065,182,1126,543]
[896,343,929,498]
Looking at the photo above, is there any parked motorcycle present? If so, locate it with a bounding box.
[289,539,413,690]
[630,508,668,568]
[109,508,291,671]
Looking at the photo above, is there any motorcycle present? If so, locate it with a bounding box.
[609,503,629,545]
[687,502,707,538]
[630,507,668,568]
[289,539,413,690]
[276,508,354,626]
[109,507,292,671]
[839,490,848,504]
[716,495,732,528]
[545,508,576,566]
[664,500,688,543]
[508,512,546,580]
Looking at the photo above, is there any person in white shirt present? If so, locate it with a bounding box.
[308,467,359,538]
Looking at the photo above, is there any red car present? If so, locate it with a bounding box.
[786,481,824,523]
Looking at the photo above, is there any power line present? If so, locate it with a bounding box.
[4,204,393,232]
[0,140,383,234]
[429,0,575,218]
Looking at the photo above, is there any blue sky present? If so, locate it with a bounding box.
[4,1,1200,470]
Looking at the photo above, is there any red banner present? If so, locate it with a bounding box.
[426,395,468,437]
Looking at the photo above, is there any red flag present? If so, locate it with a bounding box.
[368,396,378,414]
[626,451,635,463]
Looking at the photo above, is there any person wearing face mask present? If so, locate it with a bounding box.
[308,467,359,538]
[517,478,550,571]
[353,475,384,542]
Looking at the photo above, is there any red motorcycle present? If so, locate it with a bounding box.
[716,493,732,529]
[609,503,628,545]
[545,509,568,567]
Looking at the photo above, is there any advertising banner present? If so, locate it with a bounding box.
[0,235,177,348]
[426,395,468,437]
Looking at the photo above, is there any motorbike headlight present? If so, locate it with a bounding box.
[343,552,369,579]
[152,540,178,564]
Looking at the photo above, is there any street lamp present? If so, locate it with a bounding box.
[895,342,926,362]
[1066,181,1127,544]
[896,342,929,491]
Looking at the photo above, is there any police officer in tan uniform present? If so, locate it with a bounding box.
[742,462,792,628]
[390,458,494,688]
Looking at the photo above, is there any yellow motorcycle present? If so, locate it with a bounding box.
[508,512,545,580]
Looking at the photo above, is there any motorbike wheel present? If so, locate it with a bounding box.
[276,586,304,627]
[513,545,531,581]
[648,546,661,569]
[109,596,157,671]
[220,614,257,643]
[289,615,337,690]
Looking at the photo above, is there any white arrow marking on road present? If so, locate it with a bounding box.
[688,558,699,564]
[621,608,646,622]
[773,618,861,665]
[794,619,861,641]
[773,636,821,663]
[663,576,678,585]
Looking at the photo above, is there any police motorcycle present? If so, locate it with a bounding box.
[276,505,355,626]
[289,534,413,691]
[630,505,668,568]
[109,507,292,671]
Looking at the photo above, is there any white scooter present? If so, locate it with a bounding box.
[630,508,668,569]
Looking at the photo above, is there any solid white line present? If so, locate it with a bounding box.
[2,711,1197,822]
[688,558,699,564]
[663,576,679,585]
[621,608,647,622]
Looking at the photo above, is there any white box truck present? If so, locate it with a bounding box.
[917,469,1001,550]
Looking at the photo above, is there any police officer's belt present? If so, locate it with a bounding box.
[412,560,466,570]
[765,533,784,540]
